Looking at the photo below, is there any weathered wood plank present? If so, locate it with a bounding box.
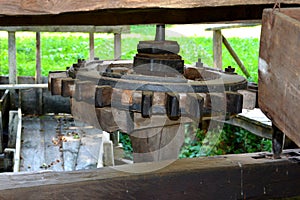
[259,8,300,146]
[0,150,300,199]
[0,1,300,25]
[0,0,299,16]
[13,108,22,172]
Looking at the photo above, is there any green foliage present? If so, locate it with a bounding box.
[179,124,272,159]
[119,132,133,160]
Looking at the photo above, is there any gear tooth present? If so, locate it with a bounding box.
[166,92,181,120]
[95,86,112,108]
[48,71,67,92]
[62,78,75,97]
[132,91,142,112]
[186,93,204,122]
[225,91,243,115]
[141,91,153,118]
[74,81,95,102]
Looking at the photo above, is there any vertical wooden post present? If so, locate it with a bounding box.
[114,33,121,60]
[89,32,95,60]
[8,32,17,109]
[35,32,42,84]
[213,30,222,70]
[36,32,43,114]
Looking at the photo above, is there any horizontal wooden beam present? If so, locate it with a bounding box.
[0,2,299,25]
[0,150,300,199]
[0,0,299,16]
[0,25,130,33]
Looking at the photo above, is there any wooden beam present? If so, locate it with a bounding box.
[0,0,299,16]
[222,35,251,78]
[0,150,300,199]
[114,33,121,60]
[213,30,222,69]
[0,3,300,25]
[13,108,22,172]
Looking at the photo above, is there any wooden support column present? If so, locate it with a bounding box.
[36,32,43,114]
[114,33,121,60]
[222,35,250,78]
[213,30,222,69]
[89,32,94,60]
[8,31,17,109]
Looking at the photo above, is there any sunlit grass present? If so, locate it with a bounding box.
[0,26,259,82]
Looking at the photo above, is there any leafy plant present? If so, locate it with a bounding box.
[119,132,133,160]
[179,124,272,159]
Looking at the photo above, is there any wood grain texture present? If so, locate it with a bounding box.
[0,0,299,15]
[259,8,300,146]
[0,1,300,25]
[0,150,300,199]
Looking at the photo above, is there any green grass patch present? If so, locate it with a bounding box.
[0,29,259,82]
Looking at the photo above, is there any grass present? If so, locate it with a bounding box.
[0,25,260,82]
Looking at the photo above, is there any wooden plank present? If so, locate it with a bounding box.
[0,0,298,16]
[0,150,300,199]
[0,2,300,25]
[213,30,222,69]
[114,33,121,60]
[13,108,22,172]
[259,8,300,146]
[205,22,261,31]
[0,26,130,33]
